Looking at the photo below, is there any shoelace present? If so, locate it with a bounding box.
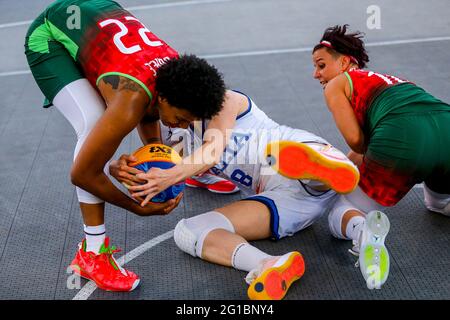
[348,244,360,268]
[244,258,272,285]
[99,245,120,255]
[98,245,129,276]
[348,229,364,268]
[245,267,261,285]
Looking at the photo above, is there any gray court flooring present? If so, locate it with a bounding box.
[0,0,449,300]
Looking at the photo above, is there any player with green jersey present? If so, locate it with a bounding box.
[306,25,450,289]
[25,0,227,291]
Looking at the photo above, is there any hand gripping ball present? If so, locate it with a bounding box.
[129,144,185,203]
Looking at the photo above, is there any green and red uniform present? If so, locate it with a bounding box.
[25,0,178,106]
[345,69,450,206]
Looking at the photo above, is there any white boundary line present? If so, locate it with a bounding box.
[72,229,174,300]
[202,36,450,59]
[127,0,231,12]
[0,70,32,77]
[0,0,232,29]
[2,36,450,78]
[0,20,32,29]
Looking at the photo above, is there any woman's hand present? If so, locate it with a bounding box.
[129,166,183,207]
[109,154,146,187]
[133,192,183,216]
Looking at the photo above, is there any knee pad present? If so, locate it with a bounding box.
[174,211,235,258]
[328,187,383,239]
[423,184,450,217]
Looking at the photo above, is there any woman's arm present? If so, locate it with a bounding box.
[176,93,239,179]
[324,75,366,154]
[71,76,180,216]
[130,90,241,206]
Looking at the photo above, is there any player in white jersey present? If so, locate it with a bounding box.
[150,90,359,300]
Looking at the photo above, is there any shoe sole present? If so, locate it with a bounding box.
[265,141,359,194]
[359,211,390,289]
[207,187,240,194]
[70,263,140,292]
[186,182,240,194]
[247,252,305,300]
[185,181,205,188]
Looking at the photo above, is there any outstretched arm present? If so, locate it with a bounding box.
[129,90,241,206]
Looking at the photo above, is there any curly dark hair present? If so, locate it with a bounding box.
[313,25,369,69]
[155,54,226,119]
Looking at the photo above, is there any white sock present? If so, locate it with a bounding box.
[231,243,273,272]
[84,224,106,254]
[345,216,365,241]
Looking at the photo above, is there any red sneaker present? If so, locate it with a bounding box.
[70,237,140,292]
[185,173,239,194]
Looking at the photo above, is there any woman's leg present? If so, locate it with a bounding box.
[200,200,272,268]
[53,79,109,252]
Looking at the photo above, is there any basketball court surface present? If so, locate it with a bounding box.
[0,0,449,300]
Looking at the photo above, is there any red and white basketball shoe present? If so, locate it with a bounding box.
[70,237,140,292]
[185,172,239,194]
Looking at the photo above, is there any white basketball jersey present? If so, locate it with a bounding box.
[199,91,329,195]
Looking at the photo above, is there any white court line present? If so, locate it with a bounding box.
[0,70,32,77]
[127,0,231,12]
[0,0,232,29]
[202,36,450,59]
[2,35,450,78]
[72,229,174,300]
[0,20,32,29]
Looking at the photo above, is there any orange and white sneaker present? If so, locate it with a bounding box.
[185,173,239,194]
[246,251,305,300]
[70,237,140,292]
[265,141,360,194]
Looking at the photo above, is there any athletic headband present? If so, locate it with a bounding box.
[319,40,359,65]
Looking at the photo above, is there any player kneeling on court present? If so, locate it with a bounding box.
[310,25,450,289]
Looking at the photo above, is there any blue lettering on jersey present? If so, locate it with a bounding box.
[213,132,251,173]
[230,169,252,187]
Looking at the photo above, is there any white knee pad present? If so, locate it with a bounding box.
[174,211,235,258]
[423,184,450,217]
[328,187,383,239]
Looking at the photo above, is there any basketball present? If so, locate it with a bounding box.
[129,144,185,203]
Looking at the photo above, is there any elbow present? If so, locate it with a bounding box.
[347,138,365,154]
[344,130,365,154]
